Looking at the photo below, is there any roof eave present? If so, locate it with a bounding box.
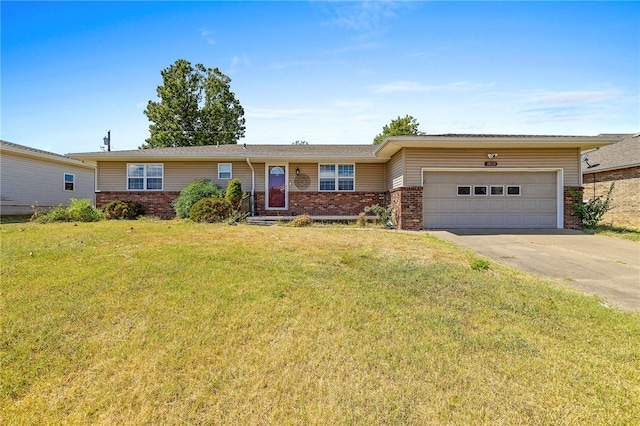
[374,135,622,158]
[2,145,96,169]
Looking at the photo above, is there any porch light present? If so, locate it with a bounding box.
[296,167,300,176]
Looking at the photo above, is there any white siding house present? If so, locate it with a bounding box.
[1,140,96,216]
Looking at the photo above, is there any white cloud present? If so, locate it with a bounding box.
[334,98,373,108]
[199,29,216,46]
[268,60,318,70]
[323,41,383,55]
[327,1,401,32]
[526,90,620,104]
[369,80,494,94]
[245,107,329,120]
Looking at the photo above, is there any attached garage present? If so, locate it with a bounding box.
[423,169,561,229]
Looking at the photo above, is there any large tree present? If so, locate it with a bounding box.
[373,115,425,145]
[142,59,245,148]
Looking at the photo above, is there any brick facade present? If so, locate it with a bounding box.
[583,166,640,229]
[563,186,583,230]
[96,191,179,219]
[389,187,423,231]
[254,191,388,217]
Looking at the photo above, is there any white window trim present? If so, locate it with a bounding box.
[64,173,75,192]
[506,185,522,196]
[126,163,164,191]
[265,163,289,210]
[457,185,472,196]
[473,185,488,196]
[218,163,232,180]
[318,163,355,192]
[490,185,505,196]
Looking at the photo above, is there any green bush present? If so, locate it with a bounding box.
[104,200,145,220]
[225,178,244,210]
[33,198,103,223]
[173,179,223,218]
[366,204,395,227]
[290,214,313,227]
[189,197,233,223]
[570,183,615,229]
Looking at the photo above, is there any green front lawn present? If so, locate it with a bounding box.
[1,221,638,424]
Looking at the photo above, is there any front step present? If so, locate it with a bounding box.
[245,217,279,226]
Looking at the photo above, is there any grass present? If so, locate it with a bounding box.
[1,221,639,424]
[583,224,640,241]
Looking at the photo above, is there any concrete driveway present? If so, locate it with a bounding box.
[428,229,640,310]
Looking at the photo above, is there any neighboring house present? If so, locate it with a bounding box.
[68,134,619,230]
[0,140,96,216]
[582,133,640,229]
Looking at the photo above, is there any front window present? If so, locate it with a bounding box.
[64,173,75,191]
[319,164,354,191]
[218,163,232,179]
[127,164,163,190]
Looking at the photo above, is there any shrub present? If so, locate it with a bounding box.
[357,211,368,227]
[367,204,394,227]
[570,183,615,229]
[173,179,223,218]
[290,214,313,227]
[33,198,103,223]
[225,178,244,210]
[189,197,233,223]
[104,200,144,220]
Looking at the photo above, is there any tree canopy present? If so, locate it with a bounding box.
[142,59,245,148]
[373,115,426,145]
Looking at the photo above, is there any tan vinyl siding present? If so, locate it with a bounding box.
[1,152,95,213]
[286,163,385,192]
[98,161,254,192]
[404,148,580,186]
[355,163,385,192]
[289,163,317,192]
[386,150,405,189]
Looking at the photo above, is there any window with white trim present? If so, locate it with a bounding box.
[127,164,163,190]
[457,185,471,196]
[319,164,354,191]
[218,163,232,179]
[474,185,488,196]
[64,173,75,191]
[490,185,504,196]
[506,185,521,196]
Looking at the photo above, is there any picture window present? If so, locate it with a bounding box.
[127,164,163,190]
[319,164,354,191]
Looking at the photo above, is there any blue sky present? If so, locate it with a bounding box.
[2,1,638,154]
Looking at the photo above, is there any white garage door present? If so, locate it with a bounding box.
[423,171,558,229]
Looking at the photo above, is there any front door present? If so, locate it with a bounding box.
[267,165,287,209]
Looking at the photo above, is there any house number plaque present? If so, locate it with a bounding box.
[484,161,498,167]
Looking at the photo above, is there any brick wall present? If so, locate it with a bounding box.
[254,191,387,217]
[583,166,640,229]
[563,186,583,230]
[390,187,423,231]
[96,191,179,219]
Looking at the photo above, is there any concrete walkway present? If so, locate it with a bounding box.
[428,229,640,310]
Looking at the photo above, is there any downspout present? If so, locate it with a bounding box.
[245,157,255,216]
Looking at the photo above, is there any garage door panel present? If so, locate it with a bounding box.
[423,171,558,229]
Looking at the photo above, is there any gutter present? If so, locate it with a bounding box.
[245,157,255,216]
